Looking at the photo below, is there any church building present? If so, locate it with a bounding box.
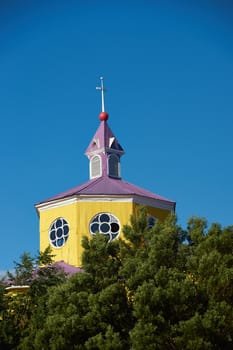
[35,78,175,268]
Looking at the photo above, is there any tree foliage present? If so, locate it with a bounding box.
[1,207,233,349]
[0,247,65,349]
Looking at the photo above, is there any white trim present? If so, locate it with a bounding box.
[86,147,124,158]
[36,194,175,213]
[48,217,70,249]
[36,197,78,212]
[132,195,175,211]
[85,147,105,158]
[109,137,115,147]
[80,196,133,203]
[5,285,30,291]
[105,147,124,155]
[89,212,121,241]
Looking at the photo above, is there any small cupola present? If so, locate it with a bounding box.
[85,77,124,180]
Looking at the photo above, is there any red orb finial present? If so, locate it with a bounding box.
[99,111,109,121]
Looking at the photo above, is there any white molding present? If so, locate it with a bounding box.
[132,195,175,211]
[35,197,78,212]
[5,285,30,291]
[105,147,125,155]
[36,194,174,213]
[85,147,105,158]
[86,147,124,158]
[109,137,115,147]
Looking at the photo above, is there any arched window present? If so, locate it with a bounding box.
[108,154,120,178]
[90,155,101,179]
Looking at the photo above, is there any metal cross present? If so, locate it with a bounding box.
[96,76,106,112]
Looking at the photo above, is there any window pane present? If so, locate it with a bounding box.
[89,212,120,241]
[91,156,101,178]
[49,218,69,248]
[108,155,119,177]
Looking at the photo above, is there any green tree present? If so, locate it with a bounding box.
[22,235,133,349]
[7,252,35,286]
[129,214,233,350]
[7,246,55,286]
[2,207,233,349]
[0,247,64,350]
[177,219,233,349]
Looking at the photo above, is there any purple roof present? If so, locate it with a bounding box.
[36,175,175,206]
[85,120,124,156]
[36,118,175,210]
[52,261,83,275]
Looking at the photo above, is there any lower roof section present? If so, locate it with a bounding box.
[35,175,176,212]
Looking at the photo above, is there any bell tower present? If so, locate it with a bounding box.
[35,77,175,267]
[86,77,124,180]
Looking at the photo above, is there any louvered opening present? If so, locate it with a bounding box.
[91,155,101,178]
[108,154,120,178]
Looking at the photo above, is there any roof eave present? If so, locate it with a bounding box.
[85,147,125,158]
[35,193,175,213]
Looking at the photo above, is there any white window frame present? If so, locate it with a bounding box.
[90,155,102,179]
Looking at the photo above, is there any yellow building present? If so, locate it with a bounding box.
[35,78,175,267]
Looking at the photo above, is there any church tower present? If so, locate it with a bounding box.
[35,78,175,267]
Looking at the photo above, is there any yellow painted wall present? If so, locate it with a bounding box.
[39,200,171,267]
[40,202,78,266]
[132,203,171,222]
[40,201,133,267]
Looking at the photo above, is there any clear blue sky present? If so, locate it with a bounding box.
[1,0,233,273]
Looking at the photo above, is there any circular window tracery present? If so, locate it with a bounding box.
[49,218,69,248]
[89,213,120,241]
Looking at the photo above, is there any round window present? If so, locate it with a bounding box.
[89,213,120,241]
[49,218,69,248]
[148,216,156,228]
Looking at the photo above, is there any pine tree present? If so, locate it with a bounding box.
[1,207,233,349]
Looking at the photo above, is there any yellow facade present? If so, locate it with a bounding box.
[39,199,171,267]
[37,94,175,267]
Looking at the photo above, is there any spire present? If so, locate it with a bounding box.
[96,76,105,112]
[85,77,124,180]
[96,76,109,122]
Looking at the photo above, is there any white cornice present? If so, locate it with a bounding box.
[86,147,124,158]
[35,194,175,213]
[35,197,78,213]
[132,195,175,211]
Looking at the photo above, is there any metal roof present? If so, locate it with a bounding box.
[36,175,175,208]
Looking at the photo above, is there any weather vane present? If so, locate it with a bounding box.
[96,76,106,112]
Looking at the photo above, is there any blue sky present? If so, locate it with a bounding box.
[1,0,233,273]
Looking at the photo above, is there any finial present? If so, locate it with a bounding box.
[96,76,109,121]
[96,76,106,112]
